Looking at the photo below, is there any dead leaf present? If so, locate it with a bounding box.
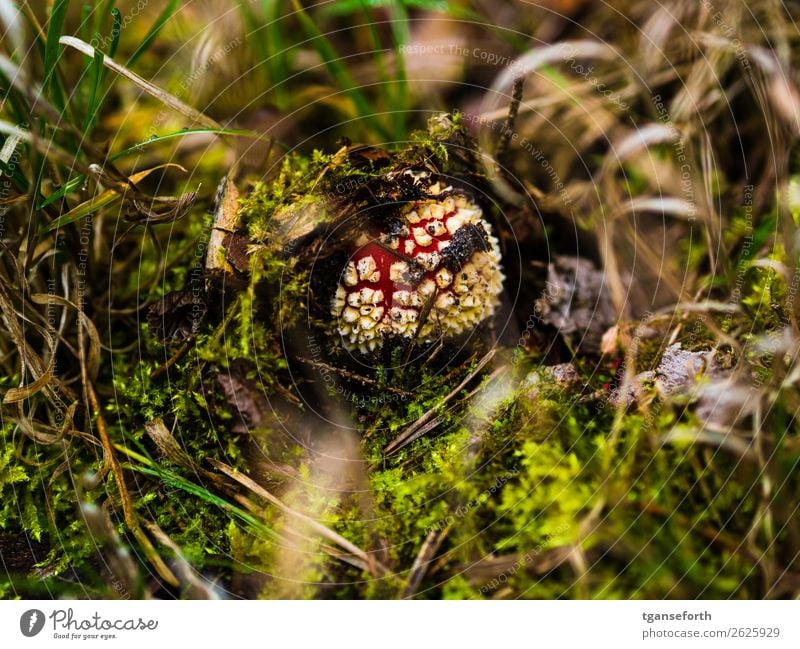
[147,289,207,345]
[215,368,268,433]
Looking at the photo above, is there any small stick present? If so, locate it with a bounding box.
[495,77,524,164]
[384,349,496,455]
[402,526,451,599]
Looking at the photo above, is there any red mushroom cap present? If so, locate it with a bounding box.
[332,181,503,354]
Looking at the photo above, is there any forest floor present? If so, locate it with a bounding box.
[1,0,799,599]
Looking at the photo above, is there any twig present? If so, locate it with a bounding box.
[384,349,496,455]
[149,340,191,380]
[495,77,524,164]
[79,289,178,588]
[298,357,413,397]
[402,526,450,599]
[144,521,220,599]
[393,364,509,454]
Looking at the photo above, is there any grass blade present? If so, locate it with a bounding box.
[43,0,69,92]
[37,175,83,210]
[82,48,104,134]
[359,2,391,113]
[112,126,254,159]
[387,0,409,140]
[116,445,280,541]
[108,7,121,58]
[261,0,290,110]
[290,0,389,140]
[126,0,178,68]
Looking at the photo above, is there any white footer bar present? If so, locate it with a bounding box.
[1,600,797,648]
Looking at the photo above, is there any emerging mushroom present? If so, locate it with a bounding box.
[331,177,504,353]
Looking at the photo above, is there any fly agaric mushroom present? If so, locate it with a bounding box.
[331,176,504,354]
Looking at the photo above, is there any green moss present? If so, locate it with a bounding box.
[740,266,787,333]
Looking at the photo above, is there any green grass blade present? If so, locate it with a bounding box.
[97,7,121,101]
[36,175,83,210]
[126,464,279,541]
[388,0,409,141]
[39,0,80,159]
[321,0,453,16]
[359,2,390,109]
[261,0,290,110]
[108,7,122,58]
[82,48,104,134]
[42,1,73,136]
[45,185,125,231]
[126,0,178,68]
[290,0,389,140]
[79,4,92,45]
[93,0,117,44]
[43,0,70,92]
[111,127,255,159]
